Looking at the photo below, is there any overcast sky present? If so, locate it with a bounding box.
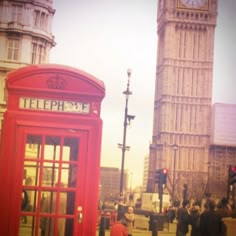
[50,0,236,187]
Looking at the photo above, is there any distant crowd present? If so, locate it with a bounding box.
[99,197,236,236]
[166,197,236,236]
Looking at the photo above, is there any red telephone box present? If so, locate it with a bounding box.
[0,64,105,236]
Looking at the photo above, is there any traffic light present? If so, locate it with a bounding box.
[154,169,161,184]
[155,168,168,185]
[229,166,236,185]
[161,168,168,184]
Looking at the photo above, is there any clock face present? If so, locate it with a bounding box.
[180,0,208,8]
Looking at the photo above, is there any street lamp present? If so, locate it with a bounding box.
[119,69,135,197]
[204,161,213,197]
[172,144,178,202]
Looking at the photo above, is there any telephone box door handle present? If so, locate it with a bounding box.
[78,212,83,223]
[77,206,83,223]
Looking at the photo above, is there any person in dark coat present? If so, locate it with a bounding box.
[167,206,176,223]
[189,204,201,236]
[216,197,232,236]
[176,200,190,236]
[200,199,221,236]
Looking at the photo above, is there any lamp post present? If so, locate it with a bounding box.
[119,69,135,197]
[204,161,213,197]
[172,144,178,202]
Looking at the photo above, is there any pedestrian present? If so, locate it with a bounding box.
[176,200,190,236]
[200,199,221,236]
[124,206,135,236]
[167,206,176,223]
[114,201,118,211]
[110,216,128,236]
[216,197,232,236]
[189,204,201,236]
[102,201,107,210]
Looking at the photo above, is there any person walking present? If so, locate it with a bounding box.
[189,204,201,236]
[124,206,135,236]
[167,206,176,223]
[200,199,221,236]
[176,200,190,236]
[216,197,232,236]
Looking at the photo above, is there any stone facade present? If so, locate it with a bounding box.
[0,0,55,135]
[147,0,218,200]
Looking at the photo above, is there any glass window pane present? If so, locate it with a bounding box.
[19,216,35,236]
[62,146,70,162]
[39,216,48,236]
[44,145,60,160]
[64,219,74,235]
[68,164,78,188]
[25,135,42,159]
[64,192,75,215]
[21,190,36,213]
[61,164,69,187]
[40,191,56,214]
[39,217,70,236]
[59,192,67,215]
[44,136,60,161]
[23,161,39,186]
[42,164,59,187]
[63,138,79,161]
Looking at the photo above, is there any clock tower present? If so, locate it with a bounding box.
[148,0,218,200]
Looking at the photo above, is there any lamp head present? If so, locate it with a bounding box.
[127,115,135,121]
[127,68,132,78]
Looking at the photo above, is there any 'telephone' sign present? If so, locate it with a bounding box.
[19,97,90,114]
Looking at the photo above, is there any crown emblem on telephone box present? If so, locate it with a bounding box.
[47,75,67,89]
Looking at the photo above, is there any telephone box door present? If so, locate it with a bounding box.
[16,126,87,236]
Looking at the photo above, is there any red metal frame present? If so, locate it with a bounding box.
[0,64,105,236]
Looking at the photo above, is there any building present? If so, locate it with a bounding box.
[208,103,236,198]
[148,0,236,201]
[99,167,128,201]
[0,0,55,136]
[147,0,218,200]
[142,154,149,191]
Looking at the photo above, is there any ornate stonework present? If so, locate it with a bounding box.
[148,0,218,200]
[0,0,55,133]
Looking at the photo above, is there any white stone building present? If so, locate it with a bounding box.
[0,0,55,135]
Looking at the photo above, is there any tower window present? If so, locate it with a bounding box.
[34,10,48,29]
[38,45,45,63]
[34,10,40,27]
[40,12,48,28]
[31,43,37,64]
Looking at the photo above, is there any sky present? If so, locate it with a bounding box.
[50,0,236,187]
